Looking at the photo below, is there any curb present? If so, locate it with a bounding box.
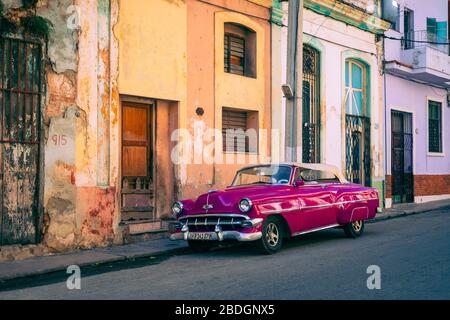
[0,244,190,283]
[368,205,450,224]
[0,256,126,283]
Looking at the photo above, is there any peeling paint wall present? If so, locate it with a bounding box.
[42,0,121,251]
[0,0,121,258]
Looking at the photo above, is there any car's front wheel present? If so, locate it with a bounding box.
[344,220,365,238]
[256,216,284,254]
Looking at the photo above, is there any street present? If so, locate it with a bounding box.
[0,208,449,300]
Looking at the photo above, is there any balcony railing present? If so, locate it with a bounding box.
[402,30,449,55]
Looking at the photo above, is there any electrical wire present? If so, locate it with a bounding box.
[382,34,450,45]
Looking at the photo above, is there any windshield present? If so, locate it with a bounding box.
[232,165,292,187]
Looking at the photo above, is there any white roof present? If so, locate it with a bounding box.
[240,162,349,184]
[286,162,349,184]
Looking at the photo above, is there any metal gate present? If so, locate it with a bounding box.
[302,45,320,163]
[345,115,371,186]
[391,110,414,203]
[0,36,43,245]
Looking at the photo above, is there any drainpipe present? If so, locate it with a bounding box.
[285,0,304,162]
[295,1,304,162]
[383,36,388,208]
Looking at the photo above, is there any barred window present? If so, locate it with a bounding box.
[222,108,258,153]
[428,100,442,153]
[224,33,245,76]
[224,23,256,78]
[0,37,42,144]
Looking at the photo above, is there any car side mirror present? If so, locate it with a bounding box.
[294,179,305,187]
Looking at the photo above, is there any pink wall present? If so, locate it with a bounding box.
[385,74,450,176]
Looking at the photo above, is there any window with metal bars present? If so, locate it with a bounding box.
[428,100,442,153]
[224,33,245,76]
[302,45,321,163]
[223,23,256,78]
[0,37,42,144]
[222,108,258,153]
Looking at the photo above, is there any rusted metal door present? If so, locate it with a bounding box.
[0,37,43,245]
[121,101,155,221]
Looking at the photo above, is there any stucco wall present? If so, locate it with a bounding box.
[302,8,385,204]
[116,0,272,205]
[385,74,450,176]
[0,0,121,258]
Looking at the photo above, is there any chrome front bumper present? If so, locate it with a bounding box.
[170,230,262,242]
[170,216,263,242]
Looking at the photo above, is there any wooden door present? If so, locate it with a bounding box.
[121,102,155,221]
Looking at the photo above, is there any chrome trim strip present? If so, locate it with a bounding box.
[262,207,298,214]
[261,199,370,214]
[179,214,251,220]
[292,224,340,237]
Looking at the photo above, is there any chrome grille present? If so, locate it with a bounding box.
[179,215,248,231]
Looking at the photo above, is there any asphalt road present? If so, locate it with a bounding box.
[0,208,449,300]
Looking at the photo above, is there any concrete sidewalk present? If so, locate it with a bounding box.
[0,238,189,282]
[1,198,449,283]
[371,198,450,223]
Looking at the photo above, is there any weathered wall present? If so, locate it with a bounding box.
[116,0,273,214]
[183,0,273,200]
[0,0,121,258]
[303,8,386,205]
[115,0,188,103]
[115,0,187,217]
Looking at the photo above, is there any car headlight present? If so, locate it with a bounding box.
[172,201,184,216]
[239,198,253,213]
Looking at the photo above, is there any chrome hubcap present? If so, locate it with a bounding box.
[352,220,363,232]
[265,223,279,247]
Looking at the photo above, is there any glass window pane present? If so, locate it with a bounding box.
[353,91,363,115]
[345,61,349,87]
[352,63,363,89]
[345,88,351,114]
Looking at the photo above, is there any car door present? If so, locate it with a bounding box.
[295,168,338,232]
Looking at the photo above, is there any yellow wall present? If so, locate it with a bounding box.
[115,0,187,104]
[115,0,272,206]
[214,11,269,157]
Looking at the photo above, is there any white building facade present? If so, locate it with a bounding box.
[300,0,390,205]
[383,0,450,207]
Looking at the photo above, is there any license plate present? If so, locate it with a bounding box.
[188,232,215,241]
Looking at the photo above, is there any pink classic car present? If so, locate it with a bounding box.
[170,163,379,254]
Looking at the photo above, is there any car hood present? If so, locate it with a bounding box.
[187,184,292,215]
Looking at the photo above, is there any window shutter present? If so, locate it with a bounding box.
[427,17,437,40]
[222,109,248,152]
[224,34,245,76]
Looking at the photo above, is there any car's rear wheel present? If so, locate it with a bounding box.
[256,216,284,254]
[344,220,365,238]
[188,240,213,252]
